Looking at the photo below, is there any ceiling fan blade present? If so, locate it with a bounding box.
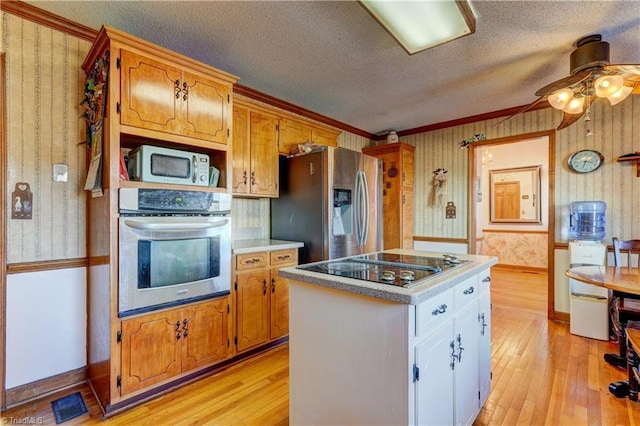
[605,64,640,75]
[494,96,547,127]
[556,110,585,130]
[534,69,592,97]
[556,95,596,130]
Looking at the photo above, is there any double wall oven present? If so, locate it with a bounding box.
[118,188,231,317]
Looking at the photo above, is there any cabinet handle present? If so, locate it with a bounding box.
[450,340,456,370]
[243,170,247,185]
[402,195,405,204]
[175,321,181,331]
[479,313,488,336]
[263,279,267,295]
[176,332,181,340]
[183,318,188,338]
[175,79,181,99]
[402,172,405,182]
[431,304,447,316]
[182,82,188,101]
[482,276,491,283]
[277,254,291,260]
[251,171,256,185]
[245,258,261,264]
[463,286,475,295]
[272,277,276,293]
[456,334,464,362]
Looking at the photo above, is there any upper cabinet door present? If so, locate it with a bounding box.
[120,50,230,144]
[181,70,230,144]
[249,111,279,197]
[120,49,182,136]
[232,104,251,194]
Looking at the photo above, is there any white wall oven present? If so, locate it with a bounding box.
[118,188,231,317]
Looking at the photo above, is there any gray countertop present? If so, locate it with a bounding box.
[232,239,304,254]
[279,249,498,305]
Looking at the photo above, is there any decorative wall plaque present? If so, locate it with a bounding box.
[445,201,456,219]
[11,182,33,219]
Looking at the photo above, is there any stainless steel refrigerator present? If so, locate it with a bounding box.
[271,146,382,264]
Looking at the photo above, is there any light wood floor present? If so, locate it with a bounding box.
[3,267,639,425]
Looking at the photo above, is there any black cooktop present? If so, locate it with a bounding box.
[297,253,470,288]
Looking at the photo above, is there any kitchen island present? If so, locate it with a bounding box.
[279,249,498,426]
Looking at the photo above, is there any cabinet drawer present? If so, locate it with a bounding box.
[236,252,268,270]
[454,276,478,308]
[271,249,298,267]
[416,288,454,338]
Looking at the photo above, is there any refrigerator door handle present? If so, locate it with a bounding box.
[356,171,369,246]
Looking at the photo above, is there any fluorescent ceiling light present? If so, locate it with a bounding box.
[360,0,476,55]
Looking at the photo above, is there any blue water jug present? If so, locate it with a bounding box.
[569,201,606,241]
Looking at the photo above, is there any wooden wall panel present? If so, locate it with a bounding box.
[2,12,91,263]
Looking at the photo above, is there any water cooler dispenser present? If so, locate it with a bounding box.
[568,201,609,340]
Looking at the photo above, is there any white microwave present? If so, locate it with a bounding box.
[127,145,210,186]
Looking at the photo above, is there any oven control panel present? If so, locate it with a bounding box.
[119,188,231,215]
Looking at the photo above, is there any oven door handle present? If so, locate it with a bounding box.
[123,219,229,231]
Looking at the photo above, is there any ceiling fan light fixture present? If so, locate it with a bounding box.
[563,96,585,114]
[548,88,574,110]
[594,75,624,98]
[359,0,476,55]
[606,84,633,105]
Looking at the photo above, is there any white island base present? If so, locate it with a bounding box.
[286,252,495,426]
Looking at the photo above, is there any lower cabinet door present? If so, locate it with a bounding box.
[454,301,481,426]
[121,310,182,395]
[415,321,454,426]
[236,270,270,352]
[478,289,492,405]
[270,273,289,340]
[182,298,231,371]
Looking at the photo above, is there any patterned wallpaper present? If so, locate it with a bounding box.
[2,12,91,264]
[404,96,640,245]
[480,232,548,269]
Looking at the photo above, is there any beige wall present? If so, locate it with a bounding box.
[2,12,91,264]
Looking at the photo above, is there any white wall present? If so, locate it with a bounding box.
[6,268,86,388]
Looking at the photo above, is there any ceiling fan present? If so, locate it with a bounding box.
[501,34,640,131]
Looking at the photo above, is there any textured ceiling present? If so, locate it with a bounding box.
[23,0,640,135]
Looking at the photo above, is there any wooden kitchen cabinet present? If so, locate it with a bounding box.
[82,26,239,411]
[234,248,298,353]
[120,49,232,145]
[363,142,415,249]
[232,100,279,197]
[120,296,231,396]
[278,116,340,156]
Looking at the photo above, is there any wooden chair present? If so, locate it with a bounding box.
[613,238,640,267]
[606,238,640,370]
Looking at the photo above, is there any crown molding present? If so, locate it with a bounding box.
[0,0,98,42]
[234,84,373,139]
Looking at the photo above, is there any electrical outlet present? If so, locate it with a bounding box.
[53,163,68,182]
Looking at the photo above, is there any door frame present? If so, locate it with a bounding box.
[467,130,556,320]
[1,52,7,409]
